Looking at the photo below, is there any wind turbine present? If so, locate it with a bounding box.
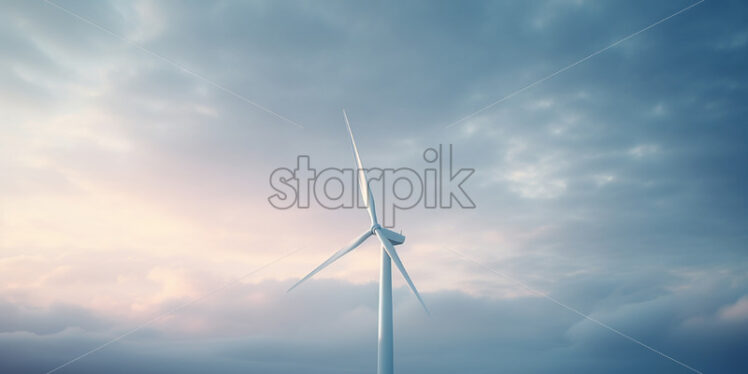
[288,110,428,374]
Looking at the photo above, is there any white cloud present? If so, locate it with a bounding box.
[628,144,660,159]
[719,296,748,322]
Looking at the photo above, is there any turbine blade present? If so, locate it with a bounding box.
[374,228,429,315]
[343,110,378,225]
[288,230,373,292]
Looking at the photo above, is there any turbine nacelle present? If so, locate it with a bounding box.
[376,226,405,246]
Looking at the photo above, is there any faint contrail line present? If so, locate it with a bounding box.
[445,0,706,129]
[43,247,304,374]
[43,0,304,129]
[446,248,703,374]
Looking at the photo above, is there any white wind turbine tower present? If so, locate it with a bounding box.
[288,110,429,374]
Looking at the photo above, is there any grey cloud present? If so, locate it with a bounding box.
[0,298,109,335]
[1,273,746,373]
[1,0,747,372]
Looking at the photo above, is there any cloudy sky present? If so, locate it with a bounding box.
[1,0,746,373]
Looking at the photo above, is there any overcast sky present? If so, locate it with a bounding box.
[1,0,746,373]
